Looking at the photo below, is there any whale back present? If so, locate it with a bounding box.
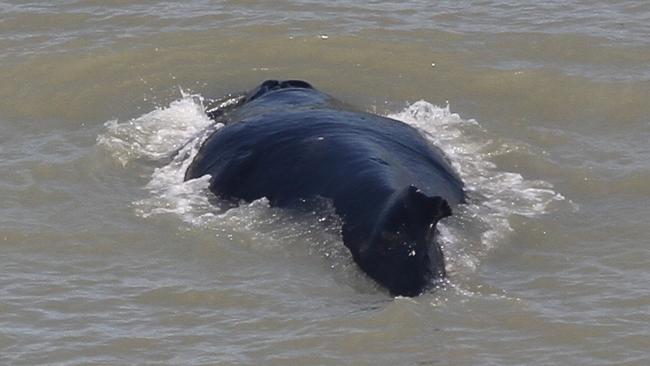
[186,80,465,296]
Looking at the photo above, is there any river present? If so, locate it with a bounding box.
[1,1,649,365]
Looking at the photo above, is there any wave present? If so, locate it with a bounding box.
[388,102,566,274]
[98,93,566,281]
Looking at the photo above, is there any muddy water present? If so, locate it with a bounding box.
[1,1,649,365]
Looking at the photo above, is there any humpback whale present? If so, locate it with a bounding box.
[185,80,465,296]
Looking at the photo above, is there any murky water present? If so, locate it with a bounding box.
[1,1,649,365]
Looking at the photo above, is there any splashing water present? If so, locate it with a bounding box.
[97,92,213,165]
[98,92,219,221]
[98,94,566,278]
[389,101,565,273]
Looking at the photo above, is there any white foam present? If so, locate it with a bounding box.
[97,91,214,166]
[97,92,224,223]
[389,101,565,274]
[99,95,566,278]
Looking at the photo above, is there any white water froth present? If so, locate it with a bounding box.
[389,101,565,274]
[97,92,214,166]
[98,95,565,278]
[97,93,219,221]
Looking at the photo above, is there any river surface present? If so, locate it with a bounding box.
[1,1,649,365]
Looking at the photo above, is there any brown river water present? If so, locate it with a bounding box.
[1,1,649,365]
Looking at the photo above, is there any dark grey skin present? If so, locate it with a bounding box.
[185,80,465,296]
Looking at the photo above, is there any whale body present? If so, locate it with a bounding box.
[185,80,465,296]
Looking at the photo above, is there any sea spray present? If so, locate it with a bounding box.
[99,94,566,279]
